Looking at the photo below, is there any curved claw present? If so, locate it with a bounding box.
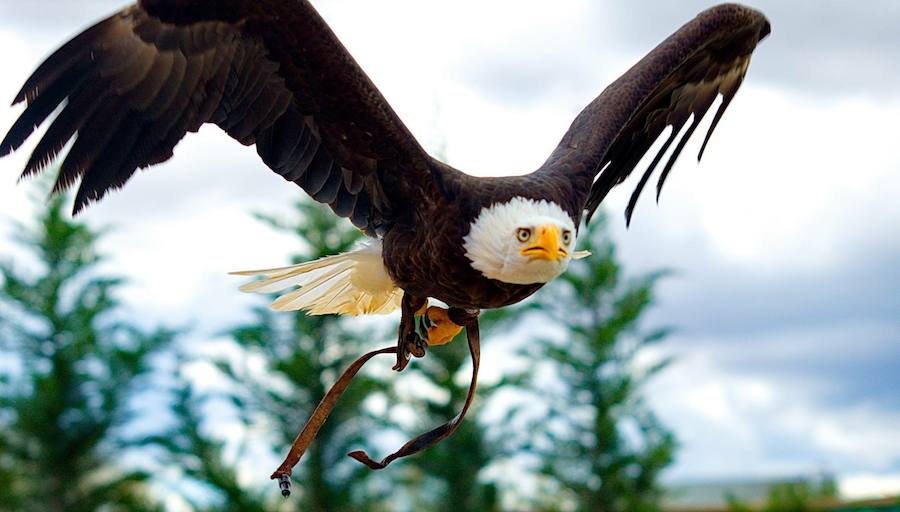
[393,331,426,372]
[406,331,427,358]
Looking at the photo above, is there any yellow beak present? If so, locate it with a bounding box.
[520,224,567,261]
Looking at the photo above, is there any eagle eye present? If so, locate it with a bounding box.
[516,228,532,243]
[562,230,572,245]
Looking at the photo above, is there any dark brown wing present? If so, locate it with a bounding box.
[538,3,770,226]
[0,0,438,235]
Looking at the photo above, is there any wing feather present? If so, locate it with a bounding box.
[625,126,677,224]
[333,185,357,218]
[537,3,770,226]
[697,72,745,162]
[312,163,343,204]
[655,112,703,202]
[1,0,440,235]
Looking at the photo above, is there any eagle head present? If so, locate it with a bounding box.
[463,197,584,285]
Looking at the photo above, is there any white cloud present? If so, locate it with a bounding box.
[841,473,900,500]
[646,334,900,486]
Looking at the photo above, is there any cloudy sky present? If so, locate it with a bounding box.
[1,0,899,500]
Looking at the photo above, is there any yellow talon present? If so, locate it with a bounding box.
[425,306,463,346]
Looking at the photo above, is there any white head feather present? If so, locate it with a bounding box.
[463,197,583,285]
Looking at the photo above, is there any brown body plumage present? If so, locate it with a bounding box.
[1,0,770,483]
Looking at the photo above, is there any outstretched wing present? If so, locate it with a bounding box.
[539,3,770,226]
[1,0,438,235]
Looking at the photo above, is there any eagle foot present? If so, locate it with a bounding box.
[393,294,428,371]
[421,306,464,346]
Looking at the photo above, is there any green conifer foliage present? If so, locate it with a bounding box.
[0,193,174,512]
[150,378,269,512]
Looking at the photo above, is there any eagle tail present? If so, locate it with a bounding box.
[230,240,402,316]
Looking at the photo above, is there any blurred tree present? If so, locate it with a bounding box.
[150,377,269,512]
[726,475,840,512]
[0,193,174,512]
[513,213,676,512]
[164,199,392,511]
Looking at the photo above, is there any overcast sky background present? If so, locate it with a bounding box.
[1,0,899,501]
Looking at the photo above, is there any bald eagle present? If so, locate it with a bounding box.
[1,0,770,490]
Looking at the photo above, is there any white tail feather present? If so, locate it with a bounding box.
[230,240,402,316]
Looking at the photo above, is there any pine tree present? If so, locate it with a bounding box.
[726,475,840,512]
[149,376,269,512]
[514,213,676,512]
[0,193,174,512]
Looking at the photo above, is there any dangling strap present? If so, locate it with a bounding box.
[348,320,481,469]
[270,310,481,497]
[270,344,398,483]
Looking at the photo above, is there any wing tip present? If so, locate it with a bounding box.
[697,4,771,47]
[761,20,772,40]
[12,87,32,107]
[71,196,89,216]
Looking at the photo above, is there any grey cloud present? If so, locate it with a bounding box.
[0,1,123,34]
[605,1,900,98]
[614,220,900,410]
[4,1,898,103]
[454,1,900,108]
[668,323,900,410]
[647,247,900,339]
[459,53,599,107]
[446,3,614,108]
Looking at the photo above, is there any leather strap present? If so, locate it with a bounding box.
[270,306,481,489]
[348,319,481,469]
[270,344,398,480]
